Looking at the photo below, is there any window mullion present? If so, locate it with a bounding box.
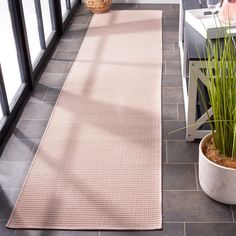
[51,0,63,37]
[0,65,10,116]
[34,0,46,50]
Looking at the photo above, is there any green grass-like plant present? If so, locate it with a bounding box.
[201,29,236,161]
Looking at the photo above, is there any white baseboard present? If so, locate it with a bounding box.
[82,0,180,4]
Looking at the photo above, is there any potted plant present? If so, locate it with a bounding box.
[198,27,236,204]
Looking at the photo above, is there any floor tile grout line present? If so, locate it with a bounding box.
[163,163,197,165]
[9,138,41,141]
[0,160,31,164]
[164,162,198,164]
[162,102,184,104]
[19,118,50,121]
[162,86,183,89]
[231,205,235,222]
[194,163,199,191]
[184,222,186,236]
[27,100,56,105]
[162,119,186,121]
[0,187,20,190]
[164,189,201,191]
[164,190,203,192]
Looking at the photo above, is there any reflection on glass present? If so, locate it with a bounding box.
[22,0,41,64]
[0,1,22,106]
[60,0,67,19]
[41,0,53,42]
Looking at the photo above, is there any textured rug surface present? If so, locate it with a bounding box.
[7,10,162,230]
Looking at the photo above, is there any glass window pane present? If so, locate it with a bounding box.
[0,1,22,105]
[22,0,41,64]
[41,0,53,42]
[60,0,67,19]
[70,0,76,7]
[0,105,3,120]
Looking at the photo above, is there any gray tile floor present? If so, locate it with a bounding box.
[0,3,235,236]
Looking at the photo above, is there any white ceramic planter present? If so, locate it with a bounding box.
[199,134,236,204]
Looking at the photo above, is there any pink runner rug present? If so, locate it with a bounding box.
[7,10,162,230]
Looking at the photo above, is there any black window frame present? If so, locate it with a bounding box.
[0,0,81,147]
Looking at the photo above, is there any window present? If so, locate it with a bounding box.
[0,0,79,143]
[0,0,23,106]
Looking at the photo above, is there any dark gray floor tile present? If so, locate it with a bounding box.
[61,31,86,42]
[137,4,172,10]
[28,139,40,162]
[52,51,78,61]
[167,141,199,163]
[1,139,35,162]
[162,74,182,87]
[13,120,48,139]
[100,223,183,236]
[163,191,233,222]
[61,31,75,41]
[163,32,178,42]
[163,50,180,61]
[163,42,174,51]
[75,4,92,15]
[15,230,98,236]
[171,4,180,10]
[186,223,236,236]
[0,188,20,220]
[68,24,89,34]
[165,61,181,74]
[163,18,179,27]
[163,24,179,33]
[0,161,30,188]
[162,103,178,120]
[177,103,185,120]
[72,15,92,25]
[163,164,197,190]
[0,221,15,236]
[163,121,186,140]
[174,42,179,50]
[55,231,98,236]
[45,60,71,73]
[162,87,183,103]
[159,223,184,236]
[163,9,179,18]
[56,41,83,52]
[110,3,137,10]
[39,73,66,89]
[29,84,48,102]
[43,88,61,103]
[21,102,54,120]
